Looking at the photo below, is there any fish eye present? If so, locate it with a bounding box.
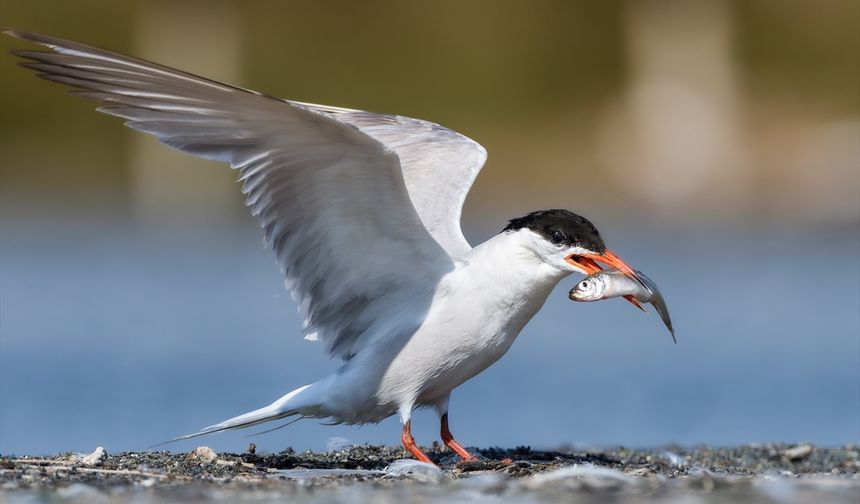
[580,280,589,289]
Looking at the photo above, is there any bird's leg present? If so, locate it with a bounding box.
[440,413,475,461]
[401,420,433,463]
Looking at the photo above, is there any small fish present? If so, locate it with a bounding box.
[569,269,675,343]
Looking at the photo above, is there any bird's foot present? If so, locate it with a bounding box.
[401,420,434,464]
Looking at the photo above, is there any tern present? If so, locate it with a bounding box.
[8,30,647,463]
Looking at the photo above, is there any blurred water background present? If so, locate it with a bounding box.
[1,0,858,456]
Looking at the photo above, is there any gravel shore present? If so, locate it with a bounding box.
[2,444,858,503]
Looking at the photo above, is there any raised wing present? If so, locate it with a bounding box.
[291,104,487,258]
[7,30,455,359]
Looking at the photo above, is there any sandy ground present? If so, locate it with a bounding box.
[2,444,858,503]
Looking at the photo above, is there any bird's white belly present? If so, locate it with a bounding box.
[375,272,559,408]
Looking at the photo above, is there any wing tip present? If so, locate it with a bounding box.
[3,28,55,46]
[5,29,64,63]
[2,28,25,40]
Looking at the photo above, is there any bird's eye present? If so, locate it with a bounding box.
[550,230,566,245]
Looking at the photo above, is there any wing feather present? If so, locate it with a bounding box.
[292,104,487,257]
[8,29,455,359]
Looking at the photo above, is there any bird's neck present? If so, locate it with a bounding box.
[462,231,570,310]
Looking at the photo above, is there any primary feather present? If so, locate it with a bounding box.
[7,29,488,360]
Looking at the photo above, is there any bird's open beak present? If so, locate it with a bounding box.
[565,249,637,277]
[565,249,645,310]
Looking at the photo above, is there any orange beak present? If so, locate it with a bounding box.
[565,249,645,311]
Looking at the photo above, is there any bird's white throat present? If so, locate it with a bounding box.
[460,228,574,291]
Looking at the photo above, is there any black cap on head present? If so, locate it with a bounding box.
[502,209,606,253]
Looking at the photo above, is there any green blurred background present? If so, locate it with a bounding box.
[2,0,858,228]
[1,1,858,455]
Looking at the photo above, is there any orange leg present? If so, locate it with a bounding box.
[401,420,433,463]
[440,413,475,461]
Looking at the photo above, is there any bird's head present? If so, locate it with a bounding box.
[503,209,643,305]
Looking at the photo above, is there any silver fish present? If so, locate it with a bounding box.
[569,269,675,343]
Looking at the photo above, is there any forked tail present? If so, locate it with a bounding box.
[153,383,319,447]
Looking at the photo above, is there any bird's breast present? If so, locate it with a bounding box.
[377,257,563,405]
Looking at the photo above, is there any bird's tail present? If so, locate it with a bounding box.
[155,383,320,446]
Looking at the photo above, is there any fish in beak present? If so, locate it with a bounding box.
[565,250,645,310]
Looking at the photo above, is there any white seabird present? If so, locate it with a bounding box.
[8,30,646,463]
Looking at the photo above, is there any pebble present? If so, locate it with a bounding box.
[384,459,444,482]
[190,446,218,463]
[661,450,687,467]
[80,446,107,467]
[138,478,158,488]
[783,444,814,461]
[524,463,634,487]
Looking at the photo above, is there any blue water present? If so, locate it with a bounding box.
[1,219,858,455]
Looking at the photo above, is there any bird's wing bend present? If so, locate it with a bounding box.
[288,103,487,258]
[7,29,467,359]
